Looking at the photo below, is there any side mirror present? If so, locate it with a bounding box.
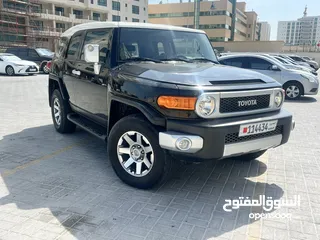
[84,44,101,75]
[271,65,280,71]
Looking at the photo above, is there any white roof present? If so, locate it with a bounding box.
[61,22,205,38]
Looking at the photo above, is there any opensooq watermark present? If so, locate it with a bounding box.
[223,195,300,220]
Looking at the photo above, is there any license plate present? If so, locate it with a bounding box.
[29,69,36,72]
[239,120,278,137]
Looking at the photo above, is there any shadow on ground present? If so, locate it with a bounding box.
[0,125,284,240]
[285,96,317,103]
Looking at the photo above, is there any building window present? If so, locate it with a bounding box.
[98,0,107,7]
[55,7,64,16]
[112,1,120,11]
[132,18,139,22]
[248,24,251,28]
[112,15,120,22]
[125,17,127,20]
[73,10,83,19]
[143,20,146,23]
[248,34,251,38]
[93,12,100,20]
[132,5,139,14]
[125,3,127,7]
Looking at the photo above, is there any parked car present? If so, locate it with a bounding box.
[219,53,319,100]
[0,53,39,76]
[5,47,53,73]
[269,54,317,76]
[283,54,319,70]
[49,22,294,189]
[302,56,315,61]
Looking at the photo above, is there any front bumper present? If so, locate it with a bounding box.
[304,81,319,95]
[15,65,39,74]
[159,109,293,161]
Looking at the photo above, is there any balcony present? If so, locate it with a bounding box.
[37,10,95,24]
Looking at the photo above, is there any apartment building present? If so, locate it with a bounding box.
[148,0,261,43]
[0,0,148,49]
[277,7,320,45]
[258,22,271,41]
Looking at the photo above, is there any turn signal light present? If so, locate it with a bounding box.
[157,96,196,110]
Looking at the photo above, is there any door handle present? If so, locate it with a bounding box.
[72,69,81,76]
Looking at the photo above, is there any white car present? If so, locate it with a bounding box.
[219,53,319,99]
[0,53,39,76]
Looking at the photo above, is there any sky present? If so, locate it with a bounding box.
[148,0,320,40]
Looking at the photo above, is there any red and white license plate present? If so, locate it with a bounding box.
[239,120,278,137]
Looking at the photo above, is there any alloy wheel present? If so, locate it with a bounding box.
[53,98,61,125]
[7,67,14,76]
[286,86,300,99]
[117,131,154,177]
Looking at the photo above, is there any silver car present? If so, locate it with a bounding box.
[219,53,319,100]
[269,55,317,76]
[282,54,319,70]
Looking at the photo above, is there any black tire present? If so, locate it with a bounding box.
[283,82,303,100]
[6,66,15,76]
[50,89,76,133]
[231,150,267,161]
[108,114,173,189]
[40,62,47,72]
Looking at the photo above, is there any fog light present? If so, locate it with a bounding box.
[175,137,192,151]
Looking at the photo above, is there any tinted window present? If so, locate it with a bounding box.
[290,56,305,62]
[18,49,28,57]
[247,57,272,70]
[67,34,82,59]
[28,49,39,57]
[80,29,112,63]
[220,57,244,68]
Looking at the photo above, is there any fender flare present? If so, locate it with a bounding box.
[108,95,166,134]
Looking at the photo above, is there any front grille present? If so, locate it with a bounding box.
[26,66,37,72]
[220,94,270,113]
[225,126,283,144]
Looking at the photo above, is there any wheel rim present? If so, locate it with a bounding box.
[286,85,300,98]
[7,67,13,75]
[53,98,61,125]
[117,131,154,177]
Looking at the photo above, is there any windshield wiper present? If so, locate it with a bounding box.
[123,57,161,63]
[191,58,219,64]
[160,57,191,63]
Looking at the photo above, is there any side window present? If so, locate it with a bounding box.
[28,49,39,57]
[248,57,272,70]
[221,57,244,68]
[67,34,82,60]
[18,49,28,57]
[80,29,112,63]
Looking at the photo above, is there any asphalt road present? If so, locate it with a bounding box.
[0,75,320,240]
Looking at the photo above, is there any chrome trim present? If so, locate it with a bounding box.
[195,88,283,119]
[223,134,282,158]
[159,132,203,153]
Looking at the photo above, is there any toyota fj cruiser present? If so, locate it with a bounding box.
[48,22,294,189]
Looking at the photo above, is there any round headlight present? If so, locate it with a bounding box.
[274,90,284,107]
[195,95,215,117]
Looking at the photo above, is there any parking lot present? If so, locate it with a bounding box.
[0,74,320,240]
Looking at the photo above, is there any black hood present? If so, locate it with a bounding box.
[119,62,277,86]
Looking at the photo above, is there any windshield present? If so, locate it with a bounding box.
[36,48,54,56]
[118,28,218,63]
[1,55,21,61]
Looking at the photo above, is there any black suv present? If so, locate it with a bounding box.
[5,47,53,73]
[48,22,294,189]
